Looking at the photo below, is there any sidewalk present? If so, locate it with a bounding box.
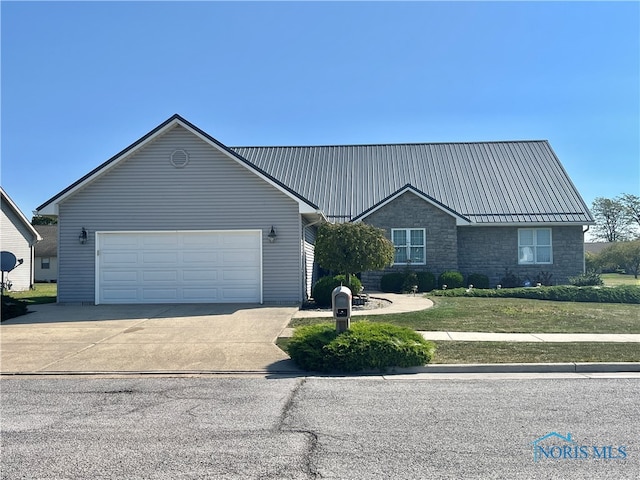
[419,332,640,342]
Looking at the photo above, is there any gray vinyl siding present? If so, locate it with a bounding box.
[302,219,317,299]
[57,125,302,304]
[0,203,36,291]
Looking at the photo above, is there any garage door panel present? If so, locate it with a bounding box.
[98,231,261,304]
[142,235,179,248]
[222,251,259,265]
[102,234,139,247]
[102,252,139,265]
[182,251,219,264]
[183,288,218,300]
[103,270,138,282]
[221,287,260,302]
[182,270,218,281]
[142,270,178,282]
[142,252,178,265]
[102,288,139,302]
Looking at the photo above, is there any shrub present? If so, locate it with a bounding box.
[416,271,436,292]
[286,323,339,371]
[402,270,419,293]
[1,295,28,321]
[380,270,437,293]
[499,268,522,288]
[438,271,464,289]
[429,285,640,304]
[286,322,436,372]
[529,271,554,287]
[380,272,405,293]
[312,275,362,307]
[569,272,604,287]
[466,273,490,289]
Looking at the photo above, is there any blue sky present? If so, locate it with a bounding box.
[2,1,638,220]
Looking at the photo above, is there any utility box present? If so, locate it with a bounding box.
[332,285,352,333]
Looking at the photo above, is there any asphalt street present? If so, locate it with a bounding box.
[1,375,639,479]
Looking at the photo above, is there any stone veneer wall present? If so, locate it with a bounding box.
[360,192,459,291]
[457,225,585,287]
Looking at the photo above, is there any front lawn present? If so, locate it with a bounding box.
[289,296,640,334]
[602,273,639,286]
[5,283,57,304]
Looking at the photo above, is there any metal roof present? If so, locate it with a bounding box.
[232,140,593,224]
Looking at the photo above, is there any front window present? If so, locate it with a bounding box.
[518,228,552,264]
[392,228,425,265]
[41,257,50,269]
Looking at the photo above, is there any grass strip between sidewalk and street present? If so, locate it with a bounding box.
[431,341,640,364]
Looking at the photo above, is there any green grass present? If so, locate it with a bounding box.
[290,296,640,334]
[432,341,640,364]
[601,273,640,286]
[5,283,57,304]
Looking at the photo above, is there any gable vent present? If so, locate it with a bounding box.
[170,149,189,168]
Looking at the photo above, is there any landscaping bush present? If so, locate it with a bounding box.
[312,275,362,307]
[499,268,522,288]
[380,270,437,293]
[429,285,640,304]
[402,270,419,293]
[286,322,436,372]
[569,272,604,287]
[438,271,464,289]
[380,272,405,293]
[417,271,436,292]
[466,273,490,289]
[529,271,554,287]
[1,295,28,321]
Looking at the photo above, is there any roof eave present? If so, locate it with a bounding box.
[1,187,42,243]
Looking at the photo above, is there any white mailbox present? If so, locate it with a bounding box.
[332,285,352,333]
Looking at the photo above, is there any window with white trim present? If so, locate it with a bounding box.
[392,228,426,265]
[518,228,552,264]
[41,257,50,270]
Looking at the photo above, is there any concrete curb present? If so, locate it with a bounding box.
[384,362,640,374]
[2,362,639,377]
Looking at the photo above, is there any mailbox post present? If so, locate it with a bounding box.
[332,285,352,333]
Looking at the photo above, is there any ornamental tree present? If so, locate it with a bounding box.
[315,222,395,285]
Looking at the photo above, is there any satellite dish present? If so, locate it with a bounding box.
[1,251,19,272]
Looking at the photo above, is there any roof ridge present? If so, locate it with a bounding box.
[231,140,549,149]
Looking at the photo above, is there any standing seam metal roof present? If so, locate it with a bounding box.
[231,140,593,224]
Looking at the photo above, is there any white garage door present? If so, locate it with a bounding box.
[96,231,262,304]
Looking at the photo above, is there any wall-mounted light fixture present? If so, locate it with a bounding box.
[267,226,277,243]
[79,228,88,244]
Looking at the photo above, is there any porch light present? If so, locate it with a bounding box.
[79,228,88,244]
[267,226,277,243]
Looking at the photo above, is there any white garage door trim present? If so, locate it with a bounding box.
[95,230,262,304]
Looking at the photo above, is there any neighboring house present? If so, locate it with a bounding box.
[584,242,613,255]
[1,187,41,291]
[36,115,593,305]
[34,225,58,282]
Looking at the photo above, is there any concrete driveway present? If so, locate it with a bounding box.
[1,303,300,374]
